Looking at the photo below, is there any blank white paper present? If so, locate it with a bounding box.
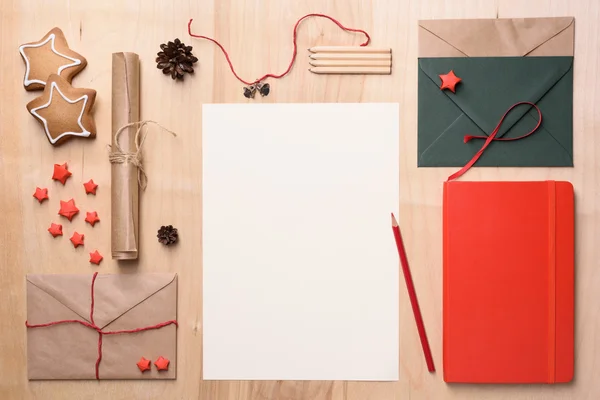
[202,103,399,381]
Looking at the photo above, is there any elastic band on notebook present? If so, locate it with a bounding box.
[548,180,556,383]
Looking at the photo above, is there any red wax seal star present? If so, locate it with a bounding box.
[439,70,462,93]
[52,163,72,185]
[58,198,79,221]
[83,179,98,195]
[137,357,151,372]
[70,231,84,248]
[89,250,103,265]
[85,211,100,227]
[33,187,49,203]
[154,356,170,371]
[48,223,63,237]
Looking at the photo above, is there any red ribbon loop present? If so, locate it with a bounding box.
[447,101,542,181]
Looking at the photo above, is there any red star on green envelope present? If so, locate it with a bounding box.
[154,356,170,371]
[85,211,100,227]
[83,179,98,195]
[89,250,103,265]
[33,187,49,203]
[48,223,63,237]
[137,357,151,372]
[58,199,79,221]
[70,231,84,248]
[439,70,462,93]
[52,163,72,185]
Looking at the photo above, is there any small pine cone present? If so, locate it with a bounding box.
[156,38,198,80]
[157,225,179,245]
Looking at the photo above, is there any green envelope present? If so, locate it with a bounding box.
[418,57,573,167]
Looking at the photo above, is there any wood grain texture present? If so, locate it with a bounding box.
[0,0,599,399]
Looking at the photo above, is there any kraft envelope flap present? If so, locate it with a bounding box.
[418,57,573,137]
[26,273,176,329]
[419,17,574,57]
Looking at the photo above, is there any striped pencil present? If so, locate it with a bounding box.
[309,66,391,75]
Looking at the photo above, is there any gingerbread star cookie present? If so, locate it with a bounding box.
[19,27,87,91]
[26,74,96,146]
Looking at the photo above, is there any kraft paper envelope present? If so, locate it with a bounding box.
[26,273,177,380]
[419,17,574,57]
[417,17,574,167]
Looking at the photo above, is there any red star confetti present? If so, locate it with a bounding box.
[70,231,84,248]
[136,357,151,372]
[52,163,72,185]
[33,187,49,203]
[154,356,170,371]
[83,179,98,195]
[89,250,103,265]
[58,199,79,221]
[439,70,462,93]
[48,223,63,237]
[85,211,100,227]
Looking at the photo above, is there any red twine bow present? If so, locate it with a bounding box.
[447,101,542,181]
[188,13,371,86]
[25,272,178,380]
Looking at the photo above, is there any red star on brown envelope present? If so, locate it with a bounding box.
[18,27,87,91]
[137,357,151,372]
[33,187,49,203]
[58,199,79,221]
[70,232,84,248]
[154,356,170,371]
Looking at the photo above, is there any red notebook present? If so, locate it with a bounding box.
[443,180,574,383]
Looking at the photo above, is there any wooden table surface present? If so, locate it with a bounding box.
[1,0,599,399]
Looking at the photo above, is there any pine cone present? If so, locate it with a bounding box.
[156,38,198,80]
[157,225,179,245]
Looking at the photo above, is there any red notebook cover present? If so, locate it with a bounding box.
[443,180,574,383]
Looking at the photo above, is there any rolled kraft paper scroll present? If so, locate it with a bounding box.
[111,52,140,260]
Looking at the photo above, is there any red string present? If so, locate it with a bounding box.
[187,14,371,86]
[25,272,178,380]
[447,102,542,181]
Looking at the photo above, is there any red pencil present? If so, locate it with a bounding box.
[391,213,435,372]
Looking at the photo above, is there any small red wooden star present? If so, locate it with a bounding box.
[48,223,63,237]
[85,211,100,227]
[52,163,72,185]
[33,187,49,203]
[70,231,84,248]
[439,70,462,93]
[58,199,79,221]
[137,357,151,372]
[83,179,98,195]
[154,356,170,371]
[89,250,103,265]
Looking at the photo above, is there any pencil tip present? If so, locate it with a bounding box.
[391,213,398,226]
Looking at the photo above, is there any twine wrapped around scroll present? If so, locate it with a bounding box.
[109,121,176,190]
[111,52,176,261]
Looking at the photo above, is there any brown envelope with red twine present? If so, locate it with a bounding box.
[26,273,177,380]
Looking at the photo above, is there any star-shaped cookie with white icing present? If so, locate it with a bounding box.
[26,74,96,146]
[19,27,87,91]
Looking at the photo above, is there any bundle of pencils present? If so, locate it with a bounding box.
[308,46,392,75]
